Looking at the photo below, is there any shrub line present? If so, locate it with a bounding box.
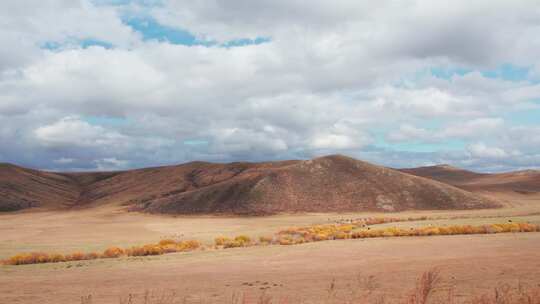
[2,221,539,266]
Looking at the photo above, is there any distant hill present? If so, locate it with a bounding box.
[400,165,540,194]
[0,155,500,214]
[0,163,119,212]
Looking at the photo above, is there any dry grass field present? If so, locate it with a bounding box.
[1,190,540,303]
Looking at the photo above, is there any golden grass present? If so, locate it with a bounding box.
[277,222,540,244]
[2,239,201,265]
[3,221,539,266]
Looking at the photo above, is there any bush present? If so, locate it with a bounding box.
[313,233,329,241]
[49,253,66,263]
[177,240,201,251]
[259,236,273,244]
[7,253,48,265]
[160,244,178,253]
[234,235,251,245]
[281,239,294,245]
[85,252,100,260]
[67,252,86,261]
[333,231,349,239]
[158,239,177,247]
[223,240,243,248]
[214,236,231,246]
[102,247,125,258]
[127,245,163,256]
[5,221,538,266]
[338,225,355,233]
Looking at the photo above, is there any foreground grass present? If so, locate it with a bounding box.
[2,220,539,266]
[78,268,540,304]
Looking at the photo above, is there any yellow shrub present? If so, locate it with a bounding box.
[160,244,178,253]
[278,236,294,245]
[338,225,355,233]
[489,224,504,233]
[158,239,177,247]
[423,227,441,236]
[384,227,403,237]
[223,240,243,248]
[177,240,201,251]
[461,225,474,234]
[313,233,329,241]
[214,236,231,246]
[67,252,86,261]
[102,247,125,258]
[438,227,451,235]
[7,253,32,265]
[333,231,349,239]
[259,236,273,244]
[126,245,163,256]
[85,252,100,260]
[367,229,384,238]
[518,223,538,232]
[234,235,251,245]
[49,253,66,263]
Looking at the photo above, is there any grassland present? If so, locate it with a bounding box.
[1,194,540,303]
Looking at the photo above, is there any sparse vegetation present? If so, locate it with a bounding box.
[77,269,540,303]
[3,222,539,266]
[214,236,231,247]
[102,247,125,258]
[277,222,540,244]
[2,239,202,265]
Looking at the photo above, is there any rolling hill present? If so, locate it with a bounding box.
[0,155,500,214]
[400,164,540,194]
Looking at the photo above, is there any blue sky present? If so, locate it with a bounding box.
[125,16,270,47]
[1,0,539,172]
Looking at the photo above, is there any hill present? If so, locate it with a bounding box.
[0,163,78,211]
[399,165,540,195]
[0,163,120,212]
[0,155,500,214]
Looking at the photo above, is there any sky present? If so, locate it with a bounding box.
[1,0,540,172]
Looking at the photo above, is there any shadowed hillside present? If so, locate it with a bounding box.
[0,156,500,214]
[0,163,120,212]
[0,163,77,211]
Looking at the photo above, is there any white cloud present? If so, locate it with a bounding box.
[388,118,505,143]
[34,116,126,148]
[1,1,539,172]
[467,143,509,159]
[0,0,140,70]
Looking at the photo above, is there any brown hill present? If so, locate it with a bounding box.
[400,165,540,194]
[0,163,120,212]
[0,163,78,211]
[0,155,500,214]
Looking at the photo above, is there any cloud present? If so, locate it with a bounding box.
[94,157,130,171]
[0,0,140,71]
[388,118,505,143]
[34,116,126,148]
[0,1,539,172]
[467,143,509,159]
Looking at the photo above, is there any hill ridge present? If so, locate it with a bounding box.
[1,155,501,214]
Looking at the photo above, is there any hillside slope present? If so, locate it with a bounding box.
[0,163,78,211]
[0,156,500,214]
[400,165,540,194]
